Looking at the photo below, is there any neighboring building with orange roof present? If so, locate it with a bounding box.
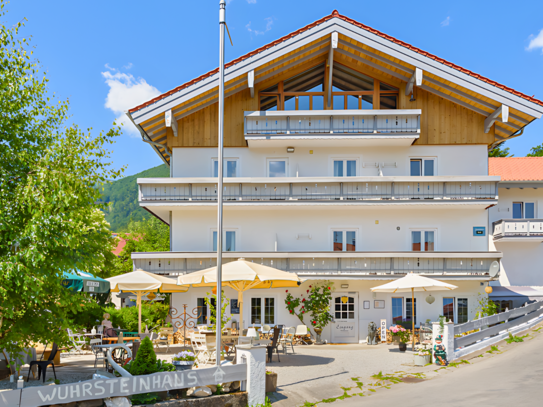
[489,157,543,304]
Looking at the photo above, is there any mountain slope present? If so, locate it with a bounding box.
[101,164,169,231]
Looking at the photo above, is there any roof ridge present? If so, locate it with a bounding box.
[129,10,543,114]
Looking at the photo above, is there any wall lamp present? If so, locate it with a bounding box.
[287,147,295,153]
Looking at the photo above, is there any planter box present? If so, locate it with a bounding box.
[414,354,431,366]
[265,372,277,393]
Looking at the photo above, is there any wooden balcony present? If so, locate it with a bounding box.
[131,251,501,279]
[492,219,543,241]
[138,176,498,205]
[244,109,421,147]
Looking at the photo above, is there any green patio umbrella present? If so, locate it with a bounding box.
[62,270,110,294]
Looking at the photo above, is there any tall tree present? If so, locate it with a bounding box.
[0,3,123,359]
[527,144,543,157]
[488,143,514,157]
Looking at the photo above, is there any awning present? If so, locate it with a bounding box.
[62,270,111,294]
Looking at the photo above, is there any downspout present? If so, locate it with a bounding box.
[489,127,524,151]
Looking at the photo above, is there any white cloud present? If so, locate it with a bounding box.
[527,29,543,53]
[246,0,257,3]
[246,17,273,36]
[101,66,161,137]
[441,16,450,27]
[123,62,133,69]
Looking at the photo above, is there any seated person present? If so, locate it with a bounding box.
[102,313,113,329]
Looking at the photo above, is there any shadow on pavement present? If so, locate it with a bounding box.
[267,353,334,367]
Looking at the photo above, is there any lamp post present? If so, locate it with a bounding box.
[216,0,226,366]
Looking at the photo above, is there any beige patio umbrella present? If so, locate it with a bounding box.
[177,258,301,330]
[107,269,188,333]
[371,273,457,351]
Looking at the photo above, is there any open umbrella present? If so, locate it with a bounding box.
[371,273,457,351]
[62,270,110,294]
[107,269,188,333]
[177,258,301,330]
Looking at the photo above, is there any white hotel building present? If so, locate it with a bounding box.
[126,11,543,343]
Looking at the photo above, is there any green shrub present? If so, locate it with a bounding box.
[108,302,169,332]
[127,337,158,375]
[131,392,161,405]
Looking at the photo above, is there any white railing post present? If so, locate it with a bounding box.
[432,320,455,364]
[236,345,266,406]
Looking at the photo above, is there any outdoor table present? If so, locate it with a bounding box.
[102,337,140,344]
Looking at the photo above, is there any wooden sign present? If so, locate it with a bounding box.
[14,364,247,407]
[380,319,387,342]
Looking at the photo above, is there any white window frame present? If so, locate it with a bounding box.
[409,157,436,176]
[331,158,359,177]
[330,228,359,252]
[443,297,456,323]
[409,228,437,252]
[266,158,289,178]
[211,157,239,177]
[457,298,468,324]
[248,295,277,327]
[513,201,536,219]
[210,228,238,252]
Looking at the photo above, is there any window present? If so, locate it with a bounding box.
[406,298,417,325]
[267,159,288,177]
[251,297,275,325]
[457,298,468,324]
[513,202,535,219]
[410,159,435,176]
[333,159,357,177]
[197,298,209,325]
[392,298,403,324]
[411,230,435,252]
[334,297,355,320]
[213,159,238,177]
[212,231,236,251]
[333,230,357,251]
[443,298,455,322]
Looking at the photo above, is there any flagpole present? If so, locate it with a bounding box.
[216,0,226,366]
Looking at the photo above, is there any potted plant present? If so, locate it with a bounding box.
[389,325,410,352]
[414,348,432,366]
[265,370,278,393]
[172,351,196,371]
[305,282,334,344]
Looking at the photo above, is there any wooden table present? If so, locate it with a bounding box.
[102,337,140,344]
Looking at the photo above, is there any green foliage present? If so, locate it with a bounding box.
[438,315,445,334]
[506,332,528,344]
[130,393,161,405]
[475,293,498,319]
[284,291,305,323]
[100,164,169,232]
[488,143,514,157]
[205,290,231,331]
[0,1,124,361]
[486,345,500,354]
[126,337,158,375]
[448,360,470,368]
[156,359,176,372]
[305,281,334,331]
[108,302,169,333]
[527,144,543,157]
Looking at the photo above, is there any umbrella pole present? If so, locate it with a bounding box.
[412,287,415,352]
[238,291,243,332]
[138,292,142,334]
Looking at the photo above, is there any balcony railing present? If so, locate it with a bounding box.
[244,109,421,136]
[132,252,501,277]
[492,219,543,239]
[138,177,498,203]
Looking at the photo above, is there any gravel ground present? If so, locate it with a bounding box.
[267,343,418,406]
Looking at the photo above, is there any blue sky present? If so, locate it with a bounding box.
[6,0,543,175]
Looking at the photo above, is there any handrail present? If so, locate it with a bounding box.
[106,344,133,377]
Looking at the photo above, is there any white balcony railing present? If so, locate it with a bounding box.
[138,177,498,203]
[492,219,543,239]
[244,109,421,136]
[131,251,501,277]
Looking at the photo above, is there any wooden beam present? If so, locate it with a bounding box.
[405,68,423,96]
[484,105,509,133]
[165,109,178,137]
[248,70,255,98]
[327,32,338,107]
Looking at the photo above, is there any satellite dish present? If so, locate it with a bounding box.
[489,261,500,278]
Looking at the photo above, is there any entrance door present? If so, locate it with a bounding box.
[331,293,359,343]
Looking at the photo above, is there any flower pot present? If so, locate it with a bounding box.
[314,328,323,344]
[414,354,431,366]
[173,360,195,371]
[265,372,278,393]
[398,342,407,352]
[392,335,401,345]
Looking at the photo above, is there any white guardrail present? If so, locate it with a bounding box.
[492,219,543,238]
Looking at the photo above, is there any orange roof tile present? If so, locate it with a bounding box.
[129,10,543,114]
[489,157,543,181]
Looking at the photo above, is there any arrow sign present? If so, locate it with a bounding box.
[213,366,226,382]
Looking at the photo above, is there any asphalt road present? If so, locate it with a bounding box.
[332,327,543,406]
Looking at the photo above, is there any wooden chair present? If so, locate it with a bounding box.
[191,334,215,366]
[267,328,282,363]
[27,343,58,383]
[153,331,170,353]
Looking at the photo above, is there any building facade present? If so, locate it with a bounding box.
[127,11,543,343]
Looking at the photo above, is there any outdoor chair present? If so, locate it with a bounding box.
[295,325,312,345]
[191,334,216,366]
[280,327,296,354]
[266,327,281,363]
[90,338,106,369]
[104,327,117,338]
[262,324,272,338]
[152,332,170,353]
[27,343,58,383]
[67,328,86,355]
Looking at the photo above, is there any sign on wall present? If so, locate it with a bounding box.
[230,299,240,314]
[380,319,387,342]
[473,226,486,236]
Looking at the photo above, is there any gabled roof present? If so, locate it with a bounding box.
[489,157,543,181]
[129,10,543,116]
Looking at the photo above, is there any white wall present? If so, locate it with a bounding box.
[489,187,543,223]
[171,206,489,252]
[172,145,488,178]
[170,279,484,343]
